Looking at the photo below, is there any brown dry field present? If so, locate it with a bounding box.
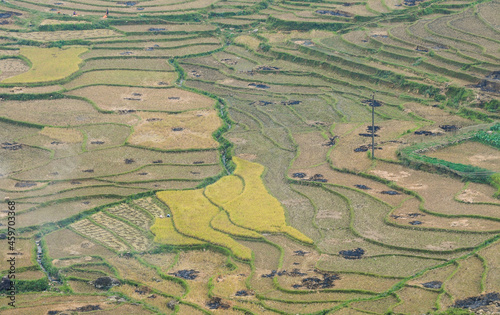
[119,180,200,190]
[407,263,457,288]
[369,161,500,218]
[63,70,177,89]
[14,270,46,280]
[39,19,90,25]
[351,295,400,314]
[0,179,111,199]
[66,86,215,112]
[45,228,116,259]
[456,182,500,205]
[425,141,500,172]
[0,85,62,94]
[112,24,217,33]
[0,29,121,41]
[52,256,102,268]
[16,186,145,204]
[111,283,176,314]
[128,110,221,150]
[103,164,220,183]
[39,127,83,143]
[0,239,34,271]
[292,131,330,168]
[94,36,220,49]
[0,98,138,126]
[0,58,29,82]
[1,295,114,314]
[141,252,177,274]
[389,197,500,231]
[289,163,409,207]
[6,198,122,228]
[263,301,341,314]
[216,78,324,95]
[80,58,173,71]
[80,44,220,58]
[329,121,415,172]
[171,250,233,310]
[69,219,130,253]
[445,255,484,301]
[212,261,252,300]
[392,286,439,314]
[479,240,500,293]
[107,255,185,297]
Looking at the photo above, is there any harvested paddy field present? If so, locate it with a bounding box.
[425,141,500,172]
[63,70,177,89]
[66,86,215,112]
[128,110,222,150]
[1,0,499,313]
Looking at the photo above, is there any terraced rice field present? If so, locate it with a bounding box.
[0,0,499,313]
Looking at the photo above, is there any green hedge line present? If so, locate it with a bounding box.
[13,277,50,293]
[267,16,352,31]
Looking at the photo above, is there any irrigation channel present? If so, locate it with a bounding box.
[35,240,61,284]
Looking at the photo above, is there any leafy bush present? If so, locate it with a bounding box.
[479,99,500,113]
[15,278,49,293]
[473,130,500,149]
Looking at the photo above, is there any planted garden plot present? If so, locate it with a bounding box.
[70,219,130,252]
[131,197,166,218]
[90,212,151,251]
[105,203,153,230]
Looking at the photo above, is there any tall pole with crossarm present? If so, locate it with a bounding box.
[371,93,375,160]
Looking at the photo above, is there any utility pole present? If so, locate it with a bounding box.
[371,93,375,160]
